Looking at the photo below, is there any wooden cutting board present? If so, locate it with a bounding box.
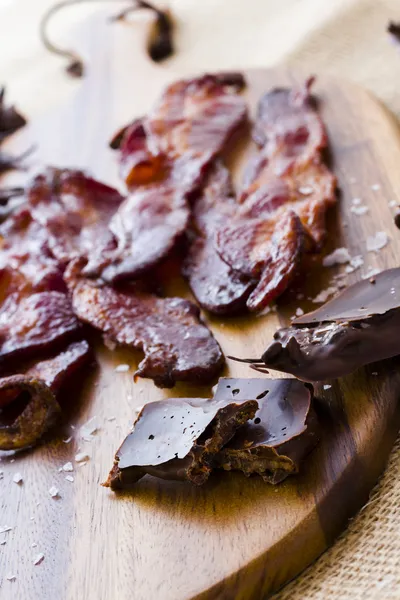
[1,14,400,600]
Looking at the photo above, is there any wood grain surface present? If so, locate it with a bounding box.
[1,14,400,600]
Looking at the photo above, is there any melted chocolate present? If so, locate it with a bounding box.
[105,395,258,489]
[213,378,318,483]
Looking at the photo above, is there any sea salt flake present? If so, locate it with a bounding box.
[126,394,133,401]
[75,452,90,463]
[65,475,74,482]
[12,472,23,484]
[366,232,389,252]
[80,416,99,441]
[323,248,351,267]
[31,543,37,548]
[352,197,361,205]
[351,205,369,216]
[0,539,6,545]
[0,526,13,533]
[312,286,338,304]
[107,416,116,422]
[62,436,72,444]
[371,183,381,191]
[115,364,129,373]
[33,553,45,566]
[62,462,73,472]
[6,574,16,581]
[48,486,60,498]
[295,308,304,317]
[323,385,332,390]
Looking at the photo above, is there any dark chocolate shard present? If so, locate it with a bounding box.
[105,395,258,489]
[0,340,92,450]
[237,268,400,382]
[212,378,319,483]
[65,260,224,388]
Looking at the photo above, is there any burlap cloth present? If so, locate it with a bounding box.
[1,0,400,597]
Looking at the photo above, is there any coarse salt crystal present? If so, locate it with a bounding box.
[350,205,369,216]
[323,385,332,390]
[48,486,60,498]
[295,308,304,317]
[115,364,129,373]
[31,543,37,548]
[12,473,23,484]
[0,526,13,533]
[62,436,72,444]
[75,452,90,463]
[65,475,74,483]
[6,574,16,581]
[80,416,99,441]
[323,248,351,267]
[0,540,6,545]
[62,462,73,472]
[366,232,389,252]
[352,197,361,205]
[107,416,116,422]
[312,286,338,304]
[33,553,45,566]
[371,183,381,191]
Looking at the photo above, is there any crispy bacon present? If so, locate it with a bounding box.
[27,168,125,268]
[65,260,224,388]
[216,79,336,310]
[0,207,81,372]
[94,74,248,282]
[183,162,254,314]
[0,340,91,450]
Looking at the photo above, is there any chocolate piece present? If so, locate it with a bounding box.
[212,378,318,483]
[0,340,92,450]
[234,268,400,381]
[65,260,224,388]
[105,395,258,489]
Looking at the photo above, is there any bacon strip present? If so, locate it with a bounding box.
[92,74,248,282]
[183,162,254,314]
[65,260,224,388]
[0,208,81,372]
[27,168,125,269]
[0,340,91,450]
[216,79,336,311]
